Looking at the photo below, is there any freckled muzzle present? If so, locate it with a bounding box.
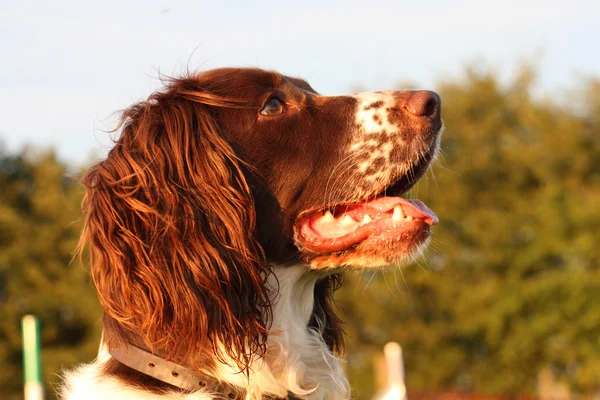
[293,89,443,268]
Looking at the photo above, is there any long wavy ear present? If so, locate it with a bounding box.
[78,77,271,371]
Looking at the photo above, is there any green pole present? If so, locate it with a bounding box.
[22,315,44,400]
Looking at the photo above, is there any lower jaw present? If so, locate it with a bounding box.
[298,225,431,270]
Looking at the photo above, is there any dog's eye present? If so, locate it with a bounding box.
[260,98,285,116]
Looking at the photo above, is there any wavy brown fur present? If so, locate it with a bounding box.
[78,77,273,372]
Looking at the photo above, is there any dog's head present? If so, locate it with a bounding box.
[203,68,442,269]
[80,67,441,370]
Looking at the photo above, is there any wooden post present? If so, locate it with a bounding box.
[372,342,407,400]
[22,315,44,400]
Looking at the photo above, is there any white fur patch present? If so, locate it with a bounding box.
[348,91,403,184]
[352,91,398,135]
[346,91,444,191]
[60,361,214,400]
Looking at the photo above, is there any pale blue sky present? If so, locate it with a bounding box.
[1,0,599,164]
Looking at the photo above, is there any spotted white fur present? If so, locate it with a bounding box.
[347,91,443,190]
[348,91,401,184]
[352,91,399,135]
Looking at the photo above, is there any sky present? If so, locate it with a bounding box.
[1,0,599,164]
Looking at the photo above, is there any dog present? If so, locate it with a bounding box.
[60,67,442,399]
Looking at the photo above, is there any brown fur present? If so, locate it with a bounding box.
[78,69,347,382]
[76,68,440,391]
[79,76,273,372]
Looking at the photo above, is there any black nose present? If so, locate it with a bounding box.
[403,90,441,122]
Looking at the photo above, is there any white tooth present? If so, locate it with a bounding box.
[340,215,356,226]
[405,215,413,222]
[392,205,403,221]
[362,215,373,224]
[323,210,334,222]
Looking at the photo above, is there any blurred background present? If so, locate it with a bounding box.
[1,0,599,398]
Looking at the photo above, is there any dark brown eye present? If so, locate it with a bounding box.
[260,97,285,116]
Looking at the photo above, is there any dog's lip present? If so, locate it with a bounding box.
[292,143,439,255]
[294,197,437,254]
[294,195,438,254]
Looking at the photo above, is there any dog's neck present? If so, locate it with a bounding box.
[61,265,348,400]
[215,265,348,399]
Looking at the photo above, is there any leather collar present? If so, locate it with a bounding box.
[109,344,244,398]
[109,344,298,399]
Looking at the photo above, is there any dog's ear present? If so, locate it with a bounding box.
[79,77,271,370]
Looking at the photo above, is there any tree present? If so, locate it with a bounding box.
[0,148,101,399]
[1,65,599,399]
[339,67,600,397]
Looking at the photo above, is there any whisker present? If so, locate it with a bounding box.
[394,268,411,295]
[429,165,440,192]
[411,253,429,273]
[323,151,368,206]
[354,270,365,295]
[383,271,394,295]
[361,271,377,293]
[434,162,461,176]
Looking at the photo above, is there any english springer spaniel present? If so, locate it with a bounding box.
[60,68,442,400]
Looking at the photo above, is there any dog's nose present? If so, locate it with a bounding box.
[403,90,441,121]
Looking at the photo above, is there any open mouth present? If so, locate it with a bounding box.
[294,151,438,255]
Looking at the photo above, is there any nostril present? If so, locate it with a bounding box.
[404,90,440,119]
[424,97,438,119]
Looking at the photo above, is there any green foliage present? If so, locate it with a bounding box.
[339,67,600,397]
[0,149,102,399]
[0,66,599,398]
